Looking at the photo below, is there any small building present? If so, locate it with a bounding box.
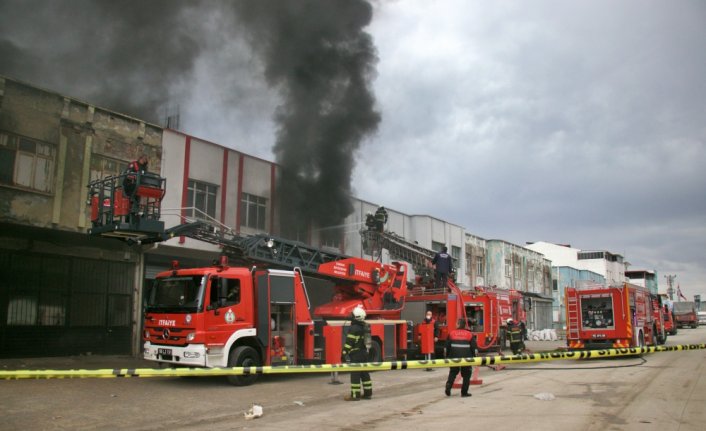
[625,269,659,294]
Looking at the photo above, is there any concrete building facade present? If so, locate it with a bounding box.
[0,76,160,357]
[485,239,553,330]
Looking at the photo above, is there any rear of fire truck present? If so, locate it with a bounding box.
[566,285,628,350]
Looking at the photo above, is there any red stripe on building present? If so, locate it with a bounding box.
[235,153,244,234]
[270,163,276,234]
[179,136,191,244]
[221,149,228,224]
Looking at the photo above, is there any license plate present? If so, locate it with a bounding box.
[158,348,173,358]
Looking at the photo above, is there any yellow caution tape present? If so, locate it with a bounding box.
[1,343,704,380]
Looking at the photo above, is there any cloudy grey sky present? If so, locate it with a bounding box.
[1,0,704,297]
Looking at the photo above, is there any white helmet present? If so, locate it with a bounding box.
[506,318,514,325]
[352,307,366,321]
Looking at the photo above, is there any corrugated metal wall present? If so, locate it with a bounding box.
[0,250,134,357]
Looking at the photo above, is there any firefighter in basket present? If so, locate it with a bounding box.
[341,307,373,401]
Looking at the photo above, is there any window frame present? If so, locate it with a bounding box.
[186,179,218,220]
[0,131,56,194]
[240,192,267,230]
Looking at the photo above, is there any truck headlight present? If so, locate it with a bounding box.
[187,332,196,342]
[183,352,200,359]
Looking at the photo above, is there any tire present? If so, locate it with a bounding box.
[368,339,383,363]
[227,346,261,386]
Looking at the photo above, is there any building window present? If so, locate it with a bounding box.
[431,241,445,253]
[0,132,56,193]
[514,262,521,280]
[475,256,484,276]
[320,230,341,249]
[528,263,534,282]
[505,259,511,277]
[89,155,126,182]
[451,246,461,262]
[187,180,218,220]
[240,192,267,230]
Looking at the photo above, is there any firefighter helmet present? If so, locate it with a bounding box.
[506,318,514,325]
[352,307,366,321]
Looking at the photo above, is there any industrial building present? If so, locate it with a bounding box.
[1,76,553,358]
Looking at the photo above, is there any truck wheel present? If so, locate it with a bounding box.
[368,339,382,363]
[227,346,261,386]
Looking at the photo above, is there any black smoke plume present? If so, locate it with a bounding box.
[232,0,381,238]
[1,0,380,239]
[0,0,204,124]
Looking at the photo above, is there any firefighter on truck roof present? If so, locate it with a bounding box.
[341,307,372,401]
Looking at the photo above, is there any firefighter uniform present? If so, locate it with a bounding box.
[507,320,524,354]
[432,247,453,289]
[122,156,148,215]
[374,206,387,232]
[342,318,372,400]
[445,320,477,397]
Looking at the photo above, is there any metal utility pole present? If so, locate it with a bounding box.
[664,274,677,301]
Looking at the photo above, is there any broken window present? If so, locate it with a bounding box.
[0,132,56,193]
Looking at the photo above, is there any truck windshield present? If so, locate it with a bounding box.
[580,297,614,329]
[146,275,205,313]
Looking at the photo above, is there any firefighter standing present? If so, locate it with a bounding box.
[420,310,440,371]
[445,319,477,397]
[432,246,453,289]
[374,206,388,232]
[507,319,524,354]
[341,307,372,401]
[122,155,148,215]
[365,212,376,230]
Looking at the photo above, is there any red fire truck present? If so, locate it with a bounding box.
[361,229,527,355]
[143,256,410,385]
[87,173,412,385]
[565,282,666,350]
[403,284,526,354]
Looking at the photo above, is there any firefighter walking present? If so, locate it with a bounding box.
[507,319,524,354]
[342,307,372,401]
[445,319,477,397]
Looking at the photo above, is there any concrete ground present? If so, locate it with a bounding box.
[1,332,704,430]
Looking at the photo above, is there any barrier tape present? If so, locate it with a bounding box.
[1,343,704,380]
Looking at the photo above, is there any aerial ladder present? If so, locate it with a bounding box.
[87,171,348,275]
[360,226,467,323]
[86,172,407,317]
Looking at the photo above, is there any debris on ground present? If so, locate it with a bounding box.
[244,404,263,420]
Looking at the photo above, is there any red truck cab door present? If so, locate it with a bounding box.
[203,275,250,348]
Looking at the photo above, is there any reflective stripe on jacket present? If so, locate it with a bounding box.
[445,328,476,358]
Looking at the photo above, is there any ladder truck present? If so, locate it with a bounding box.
[362,229,526,354]
[565,282,666,350]
[87,173,410,385]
